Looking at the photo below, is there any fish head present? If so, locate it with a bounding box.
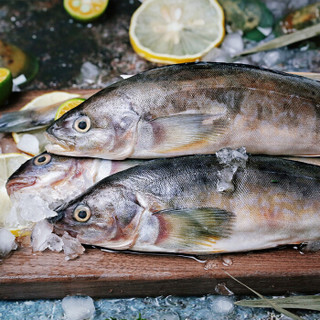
[50,185,145,250]
[45,94,140,159]
[6,152,77,199]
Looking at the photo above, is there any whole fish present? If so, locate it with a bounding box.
[6,152,142,209]
[45,62,320,160]
[50,151,320,254]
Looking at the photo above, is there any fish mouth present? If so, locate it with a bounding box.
[44,131,75,153]
[6,177,37,196]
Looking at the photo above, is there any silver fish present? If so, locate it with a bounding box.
[50,151,320,254]
[6,152,142,209]
[45,62,320,160]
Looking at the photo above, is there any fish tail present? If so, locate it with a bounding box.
[0,109,54,132]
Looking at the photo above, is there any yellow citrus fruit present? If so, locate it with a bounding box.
[129,0,225,64]
[64,0,109,22]
[12,91,80,156]
[0,68,13,106]
[0,153,31,236]
[55,97,86,120]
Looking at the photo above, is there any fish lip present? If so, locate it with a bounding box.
[6,177,37,196]
[47,210,64,224]
[45,131,75,152]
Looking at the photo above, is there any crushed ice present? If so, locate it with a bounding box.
[62,295,95,320]
[31,221,84,259]
[215,147,248,193]
[31,220,63,252]
[0,228,17,257]
[62,232,85,261]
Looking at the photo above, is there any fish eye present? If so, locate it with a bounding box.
[73,204,91,222]
[74,116,91,133]
[34,154,51,166]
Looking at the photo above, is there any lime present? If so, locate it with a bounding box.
[129,0,225,64]
[64,0,109,22]
[55,97,86,120]
[0,68,13,106]
[0,40,38,87]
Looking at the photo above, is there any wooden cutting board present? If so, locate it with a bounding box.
[0,88,320,300]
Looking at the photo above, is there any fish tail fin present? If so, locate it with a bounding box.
[0,110,46,132]
[154,207,235,253]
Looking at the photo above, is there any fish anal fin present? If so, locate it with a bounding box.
[153,207,235,252]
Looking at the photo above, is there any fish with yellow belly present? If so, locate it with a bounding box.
[49,149,320,254]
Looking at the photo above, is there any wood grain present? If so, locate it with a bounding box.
[1,85,320,300]
[1,246,320,300]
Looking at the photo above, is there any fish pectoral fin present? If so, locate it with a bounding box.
[149,113,228,154]
[153,207,235,252]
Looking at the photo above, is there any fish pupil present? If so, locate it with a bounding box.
[78,210,87,219]
[37,156,46,163]
[78,121,87,130]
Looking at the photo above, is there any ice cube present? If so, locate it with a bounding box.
[262,51,281,68]
[31,220,63,252]
[16,134,39,156]
[216,148,248,193]
[0,228,17,257]
[213,297,234,314]
[202,48,232,63]
[216,147,248,168]
[62,232,85,260]
[62,295,95,320]
[80,62,99,84]
[264,1,288,20]
[31,219,54,251]
[221,32,244,57]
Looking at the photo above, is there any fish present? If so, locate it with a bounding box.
[6,152,142,209]
[0,101,63,133]
[50,150,320,254]
[45,62,320,160]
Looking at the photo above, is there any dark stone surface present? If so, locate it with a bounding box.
[0,0,155,90]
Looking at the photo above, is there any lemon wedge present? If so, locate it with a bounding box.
[55,97,86,120]
[0,68,13,106]
[12,91,80,156]
[64,0,109,22]
[0,153,31,236]
[129,0,225,64]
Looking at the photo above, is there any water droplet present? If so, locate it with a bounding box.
[222,256,233,266]
[204,259,218,270]
[215,283,234,296]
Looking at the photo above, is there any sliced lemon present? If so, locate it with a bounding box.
[55,97,86,120]
[0,68,13,106]
[64,0,109,22]
[129,0,225,64]
[12,91,80,156]
[0,153,31,235]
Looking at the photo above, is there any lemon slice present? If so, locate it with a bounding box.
[129,0,225,64]
[64,0,109,22]
[12,91,80,156]
[0,153,31,236]
[55,97,86,120]
[0,68,13,106]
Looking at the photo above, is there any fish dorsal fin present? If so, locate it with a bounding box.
[153,207,235,253]
[146,113,229,155]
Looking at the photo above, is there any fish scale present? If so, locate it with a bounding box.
[51,154,320,254]
[45,62,320,159]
